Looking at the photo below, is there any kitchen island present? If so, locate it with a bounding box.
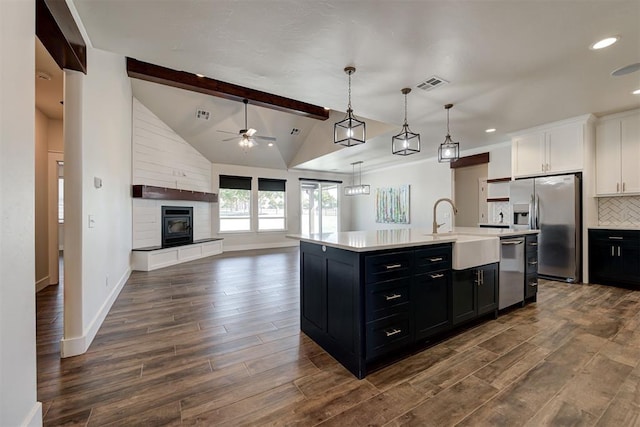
[288,227,538,378]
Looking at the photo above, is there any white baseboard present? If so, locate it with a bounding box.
[60,267,131,358]
[224,241,298,252]
[35,275,50,293]
[22,401,42,427]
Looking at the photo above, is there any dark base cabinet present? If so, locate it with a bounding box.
[452,263,499,326]
[300,241,505,379]
[525,234,539,300]
[589,229,640,287]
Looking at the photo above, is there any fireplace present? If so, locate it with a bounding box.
[161,206,193,247]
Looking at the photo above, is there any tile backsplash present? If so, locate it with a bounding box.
[489,202,511,225]
[598,196,640,226]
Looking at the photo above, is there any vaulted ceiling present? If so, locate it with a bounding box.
[70,1,640,172]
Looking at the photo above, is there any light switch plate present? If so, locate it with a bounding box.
[88,214,95,228]
[94,177,102,188]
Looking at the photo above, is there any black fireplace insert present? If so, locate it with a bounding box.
[161,206,193,247]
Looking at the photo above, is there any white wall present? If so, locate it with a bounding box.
[0,1,42,425]
[212,163,351,251]
[350,157,454,232]
[35,108,50,290]
[61,47,133,357]
[132,98,212,248]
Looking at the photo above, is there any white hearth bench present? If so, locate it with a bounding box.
[132,238,223,271]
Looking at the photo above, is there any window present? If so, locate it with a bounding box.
[300,180,339,234]
[219,175,251,232]
[258,178,286,231]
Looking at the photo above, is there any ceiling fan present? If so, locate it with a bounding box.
[217,99,276,149]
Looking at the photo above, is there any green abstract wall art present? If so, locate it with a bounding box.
[375,185,410,224]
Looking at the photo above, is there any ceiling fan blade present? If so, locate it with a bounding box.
[253,135,277,142]
[217,130,240,135]
[222,136,239,142]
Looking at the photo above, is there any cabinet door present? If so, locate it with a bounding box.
[546,122,583,173]
[413,271,450,340]
[619,241,640,283]
[452,269,477,325]
[621,113,640,194]
[477,264,498,316]
[596,119,621,195]
[301,251,326,331]
[513,132,545,177]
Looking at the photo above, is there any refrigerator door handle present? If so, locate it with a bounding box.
[534,195,540,229]
[528,194,535,229]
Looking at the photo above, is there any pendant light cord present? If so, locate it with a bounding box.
[404,93,408,126]
[347,71,352,111]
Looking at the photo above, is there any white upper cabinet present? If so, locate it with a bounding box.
[596,109,640,196]
[512,117,590,178]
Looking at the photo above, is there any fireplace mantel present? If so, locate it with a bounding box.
[132,185,218,202]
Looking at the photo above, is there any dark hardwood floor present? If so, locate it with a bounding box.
[36,248,640,426]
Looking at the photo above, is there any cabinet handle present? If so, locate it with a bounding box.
[608,236,623,240]
[618,246,621,257]
[617,183,620,192]
[385,263,402,270]
[623,182,626,192]
[541,163,544,172]
[430,273,444,279]
[528,260,538,265]
[385,328,402,337]
[528,242,538,246]
[385,293,402,301]
[428,257,443,262]
[611,246,614,257]
[530,281,538,287]
[546,163,550,172]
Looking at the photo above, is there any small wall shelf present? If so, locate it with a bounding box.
[487,177,512,184]
[487,197,510,203]
[132,185,218,202]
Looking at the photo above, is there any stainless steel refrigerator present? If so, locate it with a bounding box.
[510,174,581,282]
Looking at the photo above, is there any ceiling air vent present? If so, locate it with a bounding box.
[417,76,449,91]
[290,128,300,135]
[195,109,210,121]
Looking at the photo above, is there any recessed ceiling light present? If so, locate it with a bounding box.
[590,36,619,50]
[268,142,274,147]
[195,73,205,78]
[485,128,496,133]
[633,89,640,95]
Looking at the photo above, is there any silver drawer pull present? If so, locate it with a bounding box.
[385,293,402,301]
[501,239,524,245]
[608,236,623,240]
[430,273,444,279]
[429,257,443,262]
[528,242,538,246]
[530,282,538,287]
[528,261,538,265]
[385,328,402,337]
[385,263,402,270]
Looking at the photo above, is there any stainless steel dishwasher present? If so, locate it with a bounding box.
[499,237,525,309]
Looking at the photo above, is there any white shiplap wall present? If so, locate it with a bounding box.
[132,98,212,248]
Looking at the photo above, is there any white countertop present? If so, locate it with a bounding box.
[287,227,538,252]
[589,225,640,231]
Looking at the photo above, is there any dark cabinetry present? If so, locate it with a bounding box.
[525,234,539,299]
[300,241,452,378]
[452,263,498,325]
[589,229,640,287]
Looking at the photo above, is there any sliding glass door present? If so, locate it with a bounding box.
[300,181,339,235]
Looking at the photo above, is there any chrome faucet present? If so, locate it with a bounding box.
[432,198,458,234]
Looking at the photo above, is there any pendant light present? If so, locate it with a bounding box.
[344,161,370,196]
[392,88,420,155]
[438,103,460,162]
[334,66,366,147]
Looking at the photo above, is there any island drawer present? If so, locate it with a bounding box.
[414,246,451,273]
[365,251,412,283]
[365,312,412,359]
[366,279,410,321]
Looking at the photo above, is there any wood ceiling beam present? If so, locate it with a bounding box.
[126,58,330,121]
[36,0,87,74]
[450,152,490,169]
